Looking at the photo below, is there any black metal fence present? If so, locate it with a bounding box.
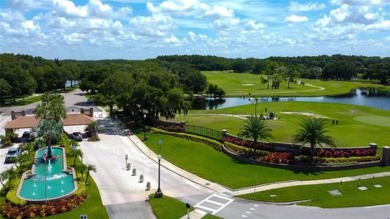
[185,124,223,141]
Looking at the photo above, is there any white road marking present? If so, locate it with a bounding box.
[194,193,235,215]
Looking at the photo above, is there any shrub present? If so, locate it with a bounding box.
[151,128,223,151]
[0,193,88,219]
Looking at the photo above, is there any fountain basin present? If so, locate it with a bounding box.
[17,147,77,203]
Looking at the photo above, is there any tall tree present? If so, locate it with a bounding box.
[238,115,273,155]
[293,118,335,162]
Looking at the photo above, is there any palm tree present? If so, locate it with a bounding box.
[70,149,83,167]
[85,164,97,184]
[293,117,335,162]
[78,163,87,180]
[40,119,63,159]
[35,93,66,159]
[238,115,273,155]
[0,167,18,190]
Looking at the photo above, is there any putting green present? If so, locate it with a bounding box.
[354,116,390,127]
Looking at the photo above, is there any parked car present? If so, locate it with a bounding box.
[72,132,83,141]
[20,131,33,142]
[5,147,20,163]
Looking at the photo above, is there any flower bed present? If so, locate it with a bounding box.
[300,147,377,158]
[261,152,294,164]
[0,193,87,219]
[223,135,271,151]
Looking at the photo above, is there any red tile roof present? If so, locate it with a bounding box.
[62,114,94,126]
[3,114,94,130]
[3,116,40,129]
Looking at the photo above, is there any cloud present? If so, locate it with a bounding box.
[188,31,196,41]
[203,5,234,18]
[245,20,267,30]
[164,35,180,44]
[52,0,88,18]
[285,15,308,23]
[289,2,326,12]
[130,14,174,37]
[6,0,44,11]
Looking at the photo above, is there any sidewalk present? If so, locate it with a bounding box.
[129,135,390,197]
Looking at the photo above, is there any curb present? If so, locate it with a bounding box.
[127,135,230,194]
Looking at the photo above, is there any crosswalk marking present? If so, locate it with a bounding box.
[194,193,234,215]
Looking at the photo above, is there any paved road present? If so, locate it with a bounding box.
[79,118,213,219]
[0,89,101,116]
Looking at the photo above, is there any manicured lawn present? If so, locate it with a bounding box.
[144,133,390,189]
[202,71,384,97]
[175,102,390,148]
[148,194,194,219]
[45,178,108,219]
[2,95,42,106]
[238,176,390,208]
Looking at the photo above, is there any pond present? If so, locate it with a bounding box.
[192,89,390,111]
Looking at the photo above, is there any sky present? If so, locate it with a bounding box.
[0,0,389,60]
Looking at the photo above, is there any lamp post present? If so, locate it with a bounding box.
[186,203,191,219]
[155,154,163,198]
[143,114,147,141]
[252,97,259,116]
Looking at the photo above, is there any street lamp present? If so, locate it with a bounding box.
[155,154,163,198]
[186,203,191,219]
[143,114,148,141]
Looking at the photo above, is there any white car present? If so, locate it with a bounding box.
[5,148,20,163]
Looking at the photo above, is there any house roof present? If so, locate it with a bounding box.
[62,114,94,126]
[3,114,94,130]
[3,116,40,129]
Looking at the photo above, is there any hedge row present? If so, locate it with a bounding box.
[224,142,269,157]
[151,128,222,151]
[299,155,381,164]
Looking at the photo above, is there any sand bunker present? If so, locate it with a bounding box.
[281,112,328,118]
[241,83,255,86]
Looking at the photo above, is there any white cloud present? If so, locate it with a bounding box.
[164,35,180,44]
[130,14,174,37]
[203,5,234,18]
[285,15,308,23]
[245,20,266,30]
[289,2,326,12]
[188,31,196,41]
[7,0,43,11]
[52,0,88,18]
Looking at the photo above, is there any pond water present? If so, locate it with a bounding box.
[192,89,390,111]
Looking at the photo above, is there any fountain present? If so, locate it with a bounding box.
[17,147,77,203]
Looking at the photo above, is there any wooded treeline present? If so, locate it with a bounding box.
[156,54,390,84]
[1,53,389,120]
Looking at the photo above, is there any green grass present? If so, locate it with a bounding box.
[2,95,42,106]
[143,133,390,189]
[202,71,384,97]
[238,176,390,208]
[178,102,390,148]
[45,177,108,219]
[148,194,194,219]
